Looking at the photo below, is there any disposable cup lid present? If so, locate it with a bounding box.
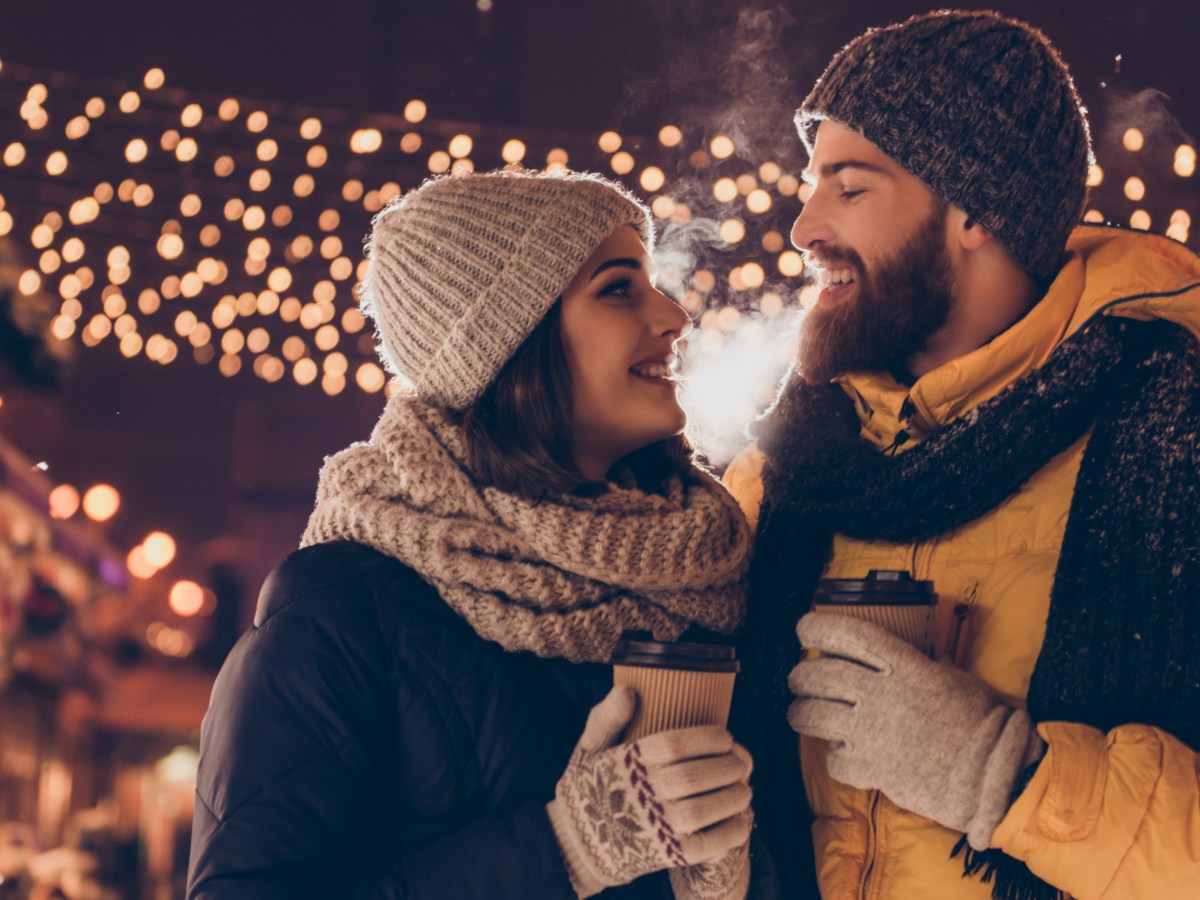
[814,569,935,606]
[611,633,739,673]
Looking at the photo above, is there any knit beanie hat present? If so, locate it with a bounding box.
[797,10,1093,287]
[362,170,653,410]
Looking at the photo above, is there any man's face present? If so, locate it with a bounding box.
[791,121,957,383]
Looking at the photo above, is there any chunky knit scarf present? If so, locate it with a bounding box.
[302,395,752,663]
[736,316,1200,900]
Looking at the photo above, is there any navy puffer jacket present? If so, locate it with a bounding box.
[187,541,776,899]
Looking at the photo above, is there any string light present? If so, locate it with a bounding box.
[598,131,622,153]
[658,125,683,148]
[403,100,427,123]
[1122,128,1144,152]
[746,189,772,213]
[712,177,738,203]
[610,151,634,175]
[82,484,120,521]
[720,219,745,244]
[0,59,1190,408]
[1177,145,1196,178]
[710,135,735,159]
[169,581,204,616]
[640,166,665,192]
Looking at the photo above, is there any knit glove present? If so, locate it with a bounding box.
[788,612,1045,850]
[669,744,754,900]
[668,830,752,900]
[547,686,754,898]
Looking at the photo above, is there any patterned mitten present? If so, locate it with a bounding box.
[547,686,754,898]
[668,824,752,900]
[789,612,1045,850]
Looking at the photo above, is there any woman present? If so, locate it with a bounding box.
[186,170,766,900]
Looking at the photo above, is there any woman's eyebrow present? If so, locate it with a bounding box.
[591,257,642,279]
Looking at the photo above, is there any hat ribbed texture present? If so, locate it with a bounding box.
[797,9,1093,286]
[362,170,653,410]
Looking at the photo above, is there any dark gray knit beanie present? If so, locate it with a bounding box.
[797,10,1093,287]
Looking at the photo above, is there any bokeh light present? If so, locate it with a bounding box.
[169,580,204,617]
[82,484,120,522]
[48,484,81,519]
[143,531,177,568]
[127,546,157,579]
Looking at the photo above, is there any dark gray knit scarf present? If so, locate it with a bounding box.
[732,314,1200,900]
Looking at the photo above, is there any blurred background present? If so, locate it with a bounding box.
[0,0,1195,895]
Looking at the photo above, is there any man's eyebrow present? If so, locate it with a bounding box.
[801,160,890,182]
[591,257,642,279]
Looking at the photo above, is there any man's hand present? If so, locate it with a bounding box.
[788,612,1044,850]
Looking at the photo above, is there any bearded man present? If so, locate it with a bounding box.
[725,10,1200,899]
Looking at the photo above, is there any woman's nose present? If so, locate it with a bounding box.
[652,288,692,338]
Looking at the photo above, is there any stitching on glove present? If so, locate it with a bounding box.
[670,834,751,900]
[561,740,691,883]
[625,742,688,867]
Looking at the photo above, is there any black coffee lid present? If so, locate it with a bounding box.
[814,569,935,605]
[610,633,739,672]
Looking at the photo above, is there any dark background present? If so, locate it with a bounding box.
[3,0,1198,135]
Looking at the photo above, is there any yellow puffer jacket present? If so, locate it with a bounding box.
[725,226,1200,900]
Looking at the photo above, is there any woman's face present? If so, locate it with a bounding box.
[559,225,691,481]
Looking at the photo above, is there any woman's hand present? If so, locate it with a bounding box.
[547,686,753,898]
[668,832,753,900]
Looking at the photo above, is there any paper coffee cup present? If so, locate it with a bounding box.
[611,634,739,742]
[812,569,937,653]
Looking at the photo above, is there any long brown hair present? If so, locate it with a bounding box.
[459,301,693,499]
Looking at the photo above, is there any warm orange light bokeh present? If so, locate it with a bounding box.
[82,484,120,521]
[143,531,177,568]
[169,580,204,617]
[48,484,80,519]
[127,546,156,579]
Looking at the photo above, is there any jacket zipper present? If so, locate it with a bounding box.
[858,789,881,899]
[858,396,911,899]
[946,585,978,664]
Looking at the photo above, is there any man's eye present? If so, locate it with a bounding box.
[841,189,864,200]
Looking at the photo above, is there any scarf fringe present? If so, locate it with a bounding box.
[951,837,1060,900]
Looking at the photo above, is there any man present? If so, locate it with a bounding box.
[726,10,1200,899]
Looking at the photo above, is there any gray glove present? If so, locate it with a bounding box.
[788,612,1044,850]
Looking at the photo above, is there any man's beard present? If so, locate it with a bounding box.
[798,205,955,384]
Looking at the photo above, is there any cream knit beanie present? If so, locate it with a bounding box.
[361,170,654,410]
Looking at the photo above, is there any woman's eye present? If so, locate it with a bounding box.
[841,189,865,200]
[601,278,633,297]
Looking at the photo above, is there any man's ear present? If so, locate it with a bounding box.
[958,213,994,251]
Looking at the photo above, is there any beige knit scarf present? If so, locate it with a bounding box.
[301,395,752,662]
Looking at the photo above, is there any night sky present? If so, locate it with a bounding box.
[1,0,1196,633]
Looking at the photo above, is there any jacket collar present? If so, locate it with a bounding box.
[836,226,1200,450]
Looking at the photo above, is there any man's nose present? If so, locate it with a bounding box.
[791,187,833,250]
